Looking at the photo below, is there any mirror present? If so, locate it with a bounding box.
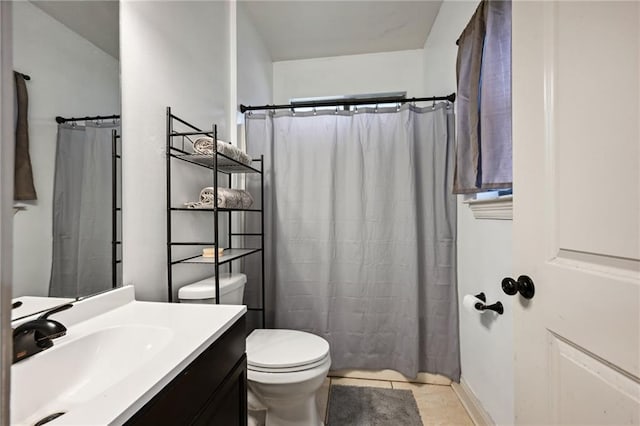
[11,1,121,320]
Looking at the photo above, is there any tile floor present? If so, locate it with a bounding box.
[318,377,474,426]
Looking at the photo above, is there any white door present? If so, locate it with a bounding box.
[512,2,640,424]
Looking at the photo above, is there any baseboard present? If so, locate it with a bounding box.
[451,379,495,426]
[329,369,451,385]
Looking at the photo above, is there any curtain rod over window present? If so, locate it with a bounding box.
[239,93,456,113]
[55,114,120,124]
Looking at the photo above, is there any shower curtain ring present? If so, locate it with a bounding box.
[335,106,339,114]
[313,107,317,116]
[355,106,359,113]
[396,103,400,111]
[291,107,296,116]
[374,104,378,113]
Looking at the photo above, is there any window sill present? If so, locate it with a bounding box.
[463,195,513,220]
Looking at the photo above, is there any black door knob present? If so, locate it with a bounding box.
[501,275,535,299]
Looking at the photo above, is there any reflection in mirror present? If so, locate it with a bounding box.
[11,1,121,320]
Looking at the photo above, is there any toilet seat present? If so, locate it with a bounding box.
[247,329,330,373]
[248,355,330,373]
[247,355,332,386]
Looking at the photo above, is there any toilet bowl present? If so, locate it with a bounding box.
[247,329,331,426]
[178,274,332,426]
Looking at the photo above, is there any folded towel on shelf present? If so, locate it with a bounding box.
[192,137,252,167]
[184,187,254,209]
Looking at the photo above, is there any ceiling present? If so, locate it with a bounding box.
[27,1,442,63]
[31,1,119,59]
[242,0,443,61]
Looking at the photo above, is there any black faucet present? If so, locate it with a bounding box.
[13,303,73,364]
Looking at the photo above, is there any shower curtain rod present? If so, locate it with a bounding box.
[239,93,456,113]
[55,114,120,124]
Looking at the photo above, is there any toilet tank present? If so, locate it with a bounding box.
[178,272,246,305]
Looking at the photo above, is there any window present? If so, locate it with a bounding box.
[289,92,407,113]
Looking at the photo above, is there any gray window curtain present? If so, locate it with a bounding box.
[49,123,119,298]
[245,104,460,381]
[454,0,512,193]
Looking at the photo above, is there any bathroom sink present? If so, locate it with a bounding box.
[10,286,246,425]
[11,325,173,425]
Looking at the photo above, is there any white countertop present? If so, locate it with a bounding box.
[11,296,74,321]
[11,286,246,425]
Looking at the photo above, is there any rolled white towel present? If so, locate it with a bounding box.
[184,187,254,209]
[192,137,252,166]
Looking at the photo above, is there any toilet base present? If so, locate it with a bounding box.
[247,410,324,426]
[265,394,320,426]
[248,384,324,426]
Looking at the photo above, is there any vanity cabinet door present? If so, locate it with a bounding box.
[125,316,246,425]
[193,356,248,426]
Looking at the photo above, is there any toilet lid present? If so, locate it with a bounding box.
[246,329,330,370]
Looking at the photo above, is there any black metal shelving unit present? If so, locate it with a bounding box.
[166,107,265,327]
[112,129,122,289]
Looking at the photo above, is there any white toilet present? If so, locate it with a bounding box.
[246,329,331,426]
[178,272,247,305]
[178,273,331,426]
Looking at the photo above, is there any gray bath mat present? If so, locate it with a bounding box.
[327,385,423,426]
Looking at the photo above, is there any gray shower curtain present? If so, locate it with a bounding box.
[245,103,460,380]
[49,122,119,298]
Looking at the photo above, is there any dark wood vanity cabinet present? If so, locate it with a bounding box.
[125,316,247,426]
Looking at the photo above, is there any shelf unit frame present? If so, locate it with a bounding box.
[112,129,122,289]
[166,107,265,327]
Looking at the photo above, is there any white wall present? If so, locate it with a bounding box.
[121,0,230,302]
[423,1,514,424]
[1,3,16,420]
[12,1,120,297]
[237,2,273,108]
[235,3,273,328]
[273,49,425,103]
